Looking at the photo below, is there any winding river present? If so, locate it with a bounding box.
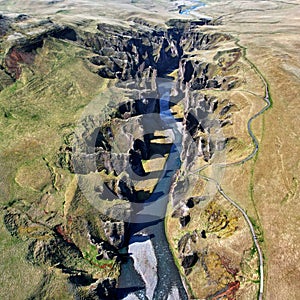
[116,10,270,297]
[117,81,188,300]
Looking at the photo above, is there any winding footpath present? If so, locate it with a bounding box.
[175,7,269,299]
[199,174,265,300]
[118,34,270,298]
[188,40,271,300]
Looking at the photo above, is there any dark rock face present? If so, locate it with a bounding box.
[117,98,159,119]
[183,60,195,83]
[182,252,198,268]
[129,149,147,177]
[0,14,11,37]
[186,196,207,207]
[177,232,199,276]
[207,78,221,89]
[186,198,195,208]
[180,215,191,227]
[220,103,233,116]
[0,14,78,81]
[68,273,95,286]
[89,278,117,300]
[102,221,125,248]
[182,31,230,52]
[3,209,27,236]
[0,14,243,299]
[134,138,150,160]
[5,45,41,79]
[82,23,183,80]
[52,27,77,41]
[98,242,119,260]
[89,235,120,260]
[178,233,191,254]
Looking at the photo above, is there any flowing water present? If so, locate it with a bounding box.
[178,0,206,15]
[117,81,188,300]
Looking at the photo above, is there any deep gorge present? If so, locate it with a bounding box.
[1,14,253,299]
[71,19,236,299]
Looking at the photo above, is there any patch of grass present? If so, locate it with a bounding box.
[0,213,45,299]
[251,279,260,284]
[248,215,264,242]
[250,244,257,257]
[3,109,15,119]
[6,82,19,93]
[82,244,114,268]
[56,9,70,14]
[0,37,107,203]
[235,37,273,109]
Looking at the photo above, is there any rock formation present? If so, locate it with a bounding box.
[0,13,258,299]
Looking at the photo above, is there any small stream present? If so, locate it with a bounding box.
[117,81,188,300]
[178,0,206,15]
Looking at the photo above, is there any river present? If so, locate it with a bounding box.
[178,0,206,15]
[116,81,188,300]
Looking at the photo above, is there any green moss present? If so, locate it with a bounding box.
[56,10,71,14]
[250,244,257,257]
[6,82,19,93]
[251,279,260,284]
[82,244,114,268]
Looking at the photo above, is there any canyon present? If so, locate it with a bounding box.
[0,1,299,299]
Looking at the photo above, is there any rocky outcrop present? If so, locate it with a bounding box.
[88,278,117,300]
[179,215,190,227]
[186,196,207,208]
[5,45,40,79]
[181,252,198,274]
[26,235,82,267]
[180,92,227,170]
[102,221,125,248]
[0,14,11,37]
[0,14,77,81]
[88,233,119,261]
[1,13,248,299]
[82,23,183,80]
[177,232,199,275]
[3,207,31,237]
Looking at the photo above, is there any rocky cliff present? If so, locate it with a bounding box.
[1,13,259,299]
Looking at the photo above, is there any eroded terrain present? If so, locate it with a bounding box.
[0,1,299,299]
